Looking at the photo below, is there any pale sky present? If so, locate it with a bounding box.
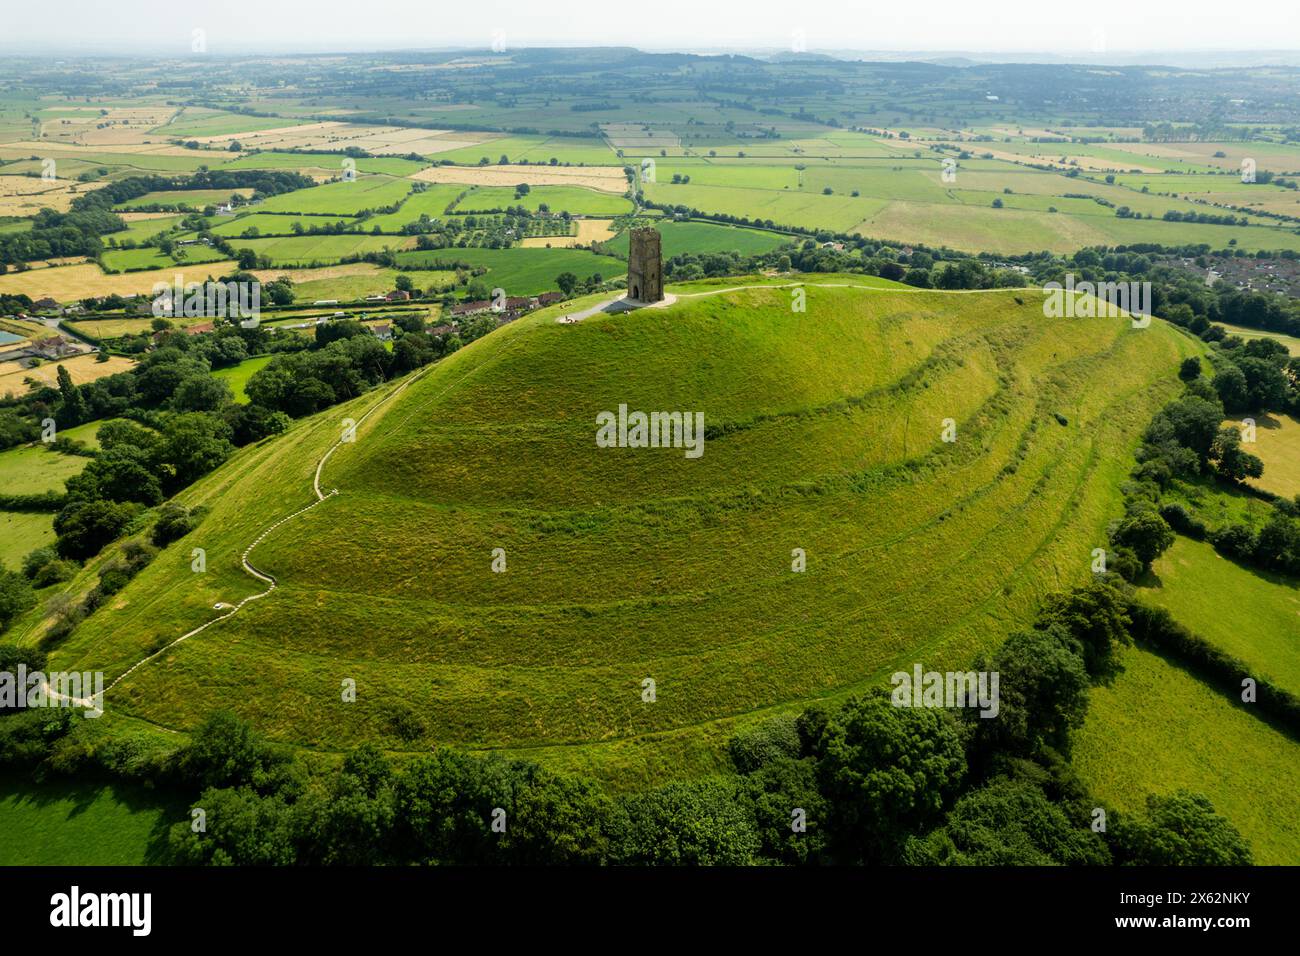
[1,0,1297,56]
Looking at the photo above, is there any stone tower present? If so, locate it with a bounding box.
[627,227,664,303]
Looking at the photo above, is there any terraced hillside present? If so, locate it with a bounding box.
[41,279,1200,782]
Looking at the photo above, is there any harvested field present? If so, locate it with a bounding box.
[0,261,238,302]
[0,175,106,215]
[0,353,135,393]
[412,163,629,193]
[520,218,617,247]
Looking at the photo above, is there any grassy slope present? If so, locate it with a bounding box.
[42,280,1198,786]
[1141,535,1300,696]
[1073,644,1300,865]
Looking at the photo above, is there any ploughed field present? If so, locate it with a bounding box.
[47,281,1198,781]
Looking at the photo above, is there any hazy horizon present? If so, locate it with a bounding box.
[2,0,1298,59]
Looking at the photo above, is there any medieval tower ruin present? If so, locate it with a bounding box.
[627,226,664,303]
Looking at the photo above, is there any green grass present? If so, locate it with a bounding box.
[212,355,273,401]
[56,418,122,450]
[253,176,415,216]
[0,510,54,568]
[226,234,412,266]
[395,246,626,296]
[1073,643,1300,865]
[601,220,793,259]
[0,774,183,865]
[110,215,186,244]
[101,244,226,272]
[208,213,362,238]
[157,109,312,138]
[285,269,455,303]
[116,189,247,211]
[455,185,633,216]
[40,282,1199,786]
[362,185,470,232]
[1141,535,1300,695]
[0,441,89,495]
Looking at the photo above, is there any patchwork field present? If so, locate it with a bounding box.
[43,281,1198,783]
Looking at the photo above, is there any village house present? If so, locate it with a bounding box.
[452,300,493,317]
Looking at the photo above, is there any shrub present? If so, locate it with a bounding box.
[728,714,803,773]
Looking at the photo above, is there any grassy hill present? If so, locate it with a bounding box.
[38,279,1200,784]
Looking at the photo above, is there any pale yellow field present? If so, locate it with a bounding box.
[0,175,107,215]
[35,107,178,146]
[976,147,1165,174]
[0,261,238,302]
[0,353,135,394]
[66,314,229,339]
[1217,322,1300,357]
[1241,413,1300,500]
[250,262,390,285]
[520,218,616,248]
[411,163,629,193]
[0,139,203,158]
[189,121,463,155]
[117,211,180,222]
[186,120,348,146]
